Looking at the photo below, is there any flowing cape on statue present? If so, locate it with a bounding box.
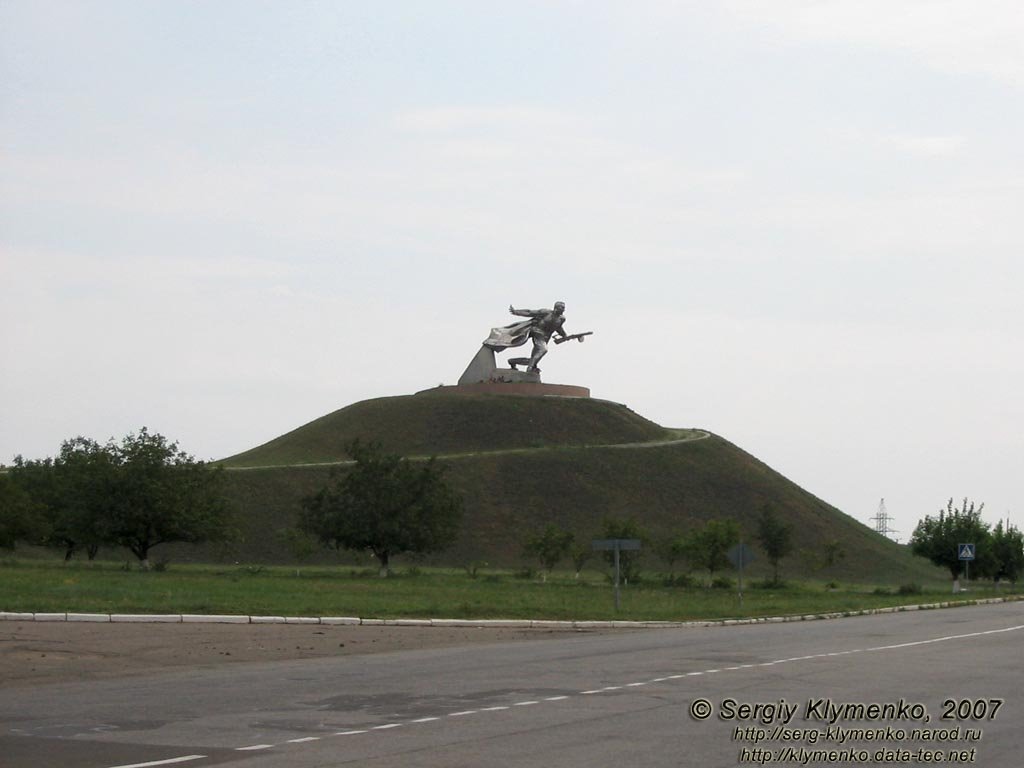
[482,318,534,350]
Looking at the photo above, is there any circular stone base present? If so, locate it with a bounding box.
[418,382,591,398]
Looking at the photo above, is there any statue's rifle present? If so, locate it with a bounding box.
[554,331,593,345]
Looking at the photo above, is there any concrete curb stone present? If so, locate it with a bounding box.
[3,595,1021,629]
[182,614,250,624]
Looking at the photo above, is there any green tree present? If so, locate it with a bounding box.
[523,524,574,580]
[103,428,231,569]
[299,440,463,576]
[600,516,646,583]
[756,503,793,585]
[0,473,46,549]
[12,438,114,560]
[910,498,992,585]
[822,539,846,570]
[656,532,689,578]
[988,520,1024,583]
[569,541,591,579]
[684,519,740,585]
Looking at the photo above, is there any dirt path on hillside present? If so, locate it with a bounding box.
[0,622,610,688]
[227,429,712,471]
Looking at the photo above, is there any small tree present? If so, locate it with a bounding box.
[756,503,793,585]
[569,541,591,579]
[299,440,463,576]
[910,498,992,588]
[523,524,574,581]
[657,532,688,578]
[684,519,740,585]
[822,539,845,570]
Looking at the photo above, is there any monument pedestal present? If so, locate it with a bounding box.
[421,382,591,398]
[446,344,589,398]
[489,368,540,384]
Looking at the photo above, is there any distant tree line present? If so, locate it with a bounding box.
[0,429,231,569]
[521,503,798,586]
[910,497,1024,586]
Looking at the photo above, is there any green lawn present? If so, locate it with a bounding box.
[2,559,1017,621]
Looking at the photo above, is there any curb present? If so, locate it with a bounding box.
[1,596,1020,629]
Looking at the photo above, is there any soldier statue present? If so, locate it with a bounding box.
[483,301,591,374]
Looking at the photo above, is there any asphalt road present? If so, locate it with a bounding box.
[2,602,1022,768]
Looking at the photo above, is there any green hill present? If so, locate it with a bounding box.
[197,391,942,584]
[222,391,673,467]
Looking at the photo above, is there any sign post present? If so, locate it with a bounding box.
[728,541,756,608]
[592,539,641,611]
[958,543,975,591]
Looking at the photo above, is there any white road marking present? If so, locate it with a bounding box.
[286,737,320,743]
[513,700,539,706]
[235,745,274,751]
[449,710,477,717]
[544,695,570,701]
[334,729,368,735]
[371,724,402,730]
[481,706,510,711]
[410,716,441,722]
[107,757,206,768]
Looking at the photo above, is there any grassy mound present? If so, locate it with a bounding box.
[222,391,672,468]
[181,391,942,584]
[211,438,937,583]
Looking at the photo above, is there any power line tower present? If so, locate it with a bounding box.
[870,498,898,541]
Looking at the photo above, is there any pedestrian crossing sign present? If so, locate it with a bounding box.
[958,543,975,560]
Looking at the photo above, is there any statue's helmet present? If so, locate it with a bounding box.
[554,301,566,312]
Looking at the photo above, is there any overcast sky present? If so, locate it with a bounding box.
[3,1,1022,540]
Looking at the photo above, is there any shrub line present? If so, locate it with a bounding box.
[1,596,1019,628]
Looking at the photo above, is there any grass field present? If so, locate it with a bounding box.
[2,559,1016,622]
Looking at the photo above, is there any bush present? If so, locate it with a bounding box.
[662,573,697,588]
[873,586,892,596]
[711,576,735,589]
[898,583,922,595]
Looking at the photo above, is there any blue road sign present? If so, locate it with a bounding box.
[958,543,975,561]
